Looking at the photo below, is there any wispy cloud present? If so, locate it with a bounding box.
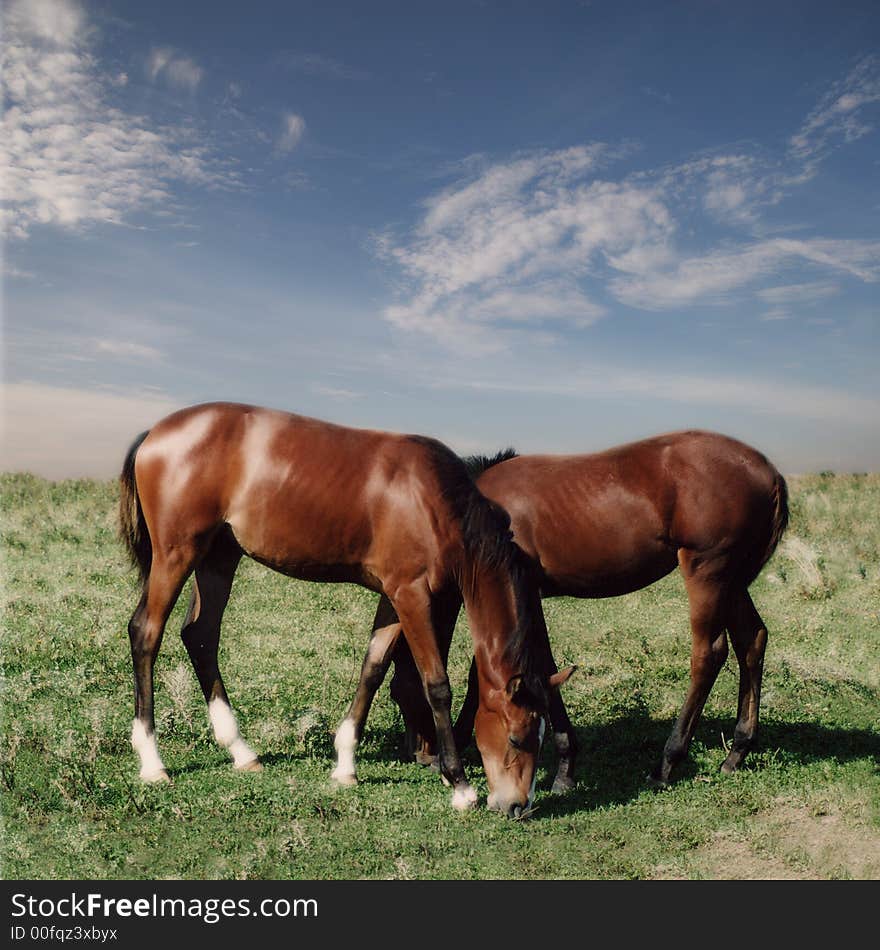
[1,0,234,240]
[610,237,879,310]
[311,384,360,399]
[1,263,36,280]
[376,145,640,350]
[95,339,163,361]
[641,86,673,105]
[425,362,880,425]
[146,46,203,92]
[789,55,880,179]
[278,51,369,81]
[279,112,306,151]
[377,61,880,350]
[756,281,841,306]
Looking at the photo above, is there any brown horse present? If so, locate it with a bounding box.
[119,402,570,815]
[381,430,788,790]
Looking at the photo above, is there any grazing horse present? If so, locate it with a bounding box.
[381,430,789,789]
[118,402,568,814]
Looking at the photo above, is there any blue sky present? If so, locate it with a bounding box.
[3,0,879,477]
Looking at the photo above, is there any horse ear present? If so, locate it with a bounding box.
[548,666,576,690]
[505,675,525,700]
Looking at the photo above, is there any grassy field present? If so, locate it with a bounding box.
[1,471,878,880]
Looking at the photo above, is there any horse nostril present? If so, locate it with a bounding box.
[509,803,523,819]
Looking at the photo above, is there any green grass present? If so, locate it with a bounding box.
[1,471,879,879]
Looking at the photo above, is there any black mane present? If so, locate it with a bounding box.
[407,437,544,700]
[461,447,518,480]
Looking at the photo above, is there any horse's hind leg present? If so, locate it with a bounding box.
[721,589,768,774]
[128,549,198,782]
[331,595,402,786]
[391,633,439,765]
[653,551,730,786]
[180,531,259,771]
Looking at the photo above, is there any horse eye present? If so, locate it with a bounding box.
[508,734,525,750]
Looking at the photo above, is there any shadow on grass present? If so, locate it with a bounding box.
[532,711,880,819]
[167,715,878,810]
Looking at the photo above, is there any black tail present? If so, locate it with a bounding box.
[119,431,151,585]
[745,469,790,587]
[461,447,518,480]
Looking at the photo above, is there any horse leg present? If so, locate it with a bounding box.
[652,554,730,786]
[128,549,197,782]
[547,675,579,794]
[391,581,476,810]
[451,636,577,794]
[721,589,769,773]
[390,591,461,765]
[451,657,479,754]
[331,595,402,786]
[391,635,438,765]
[180,534,259,772]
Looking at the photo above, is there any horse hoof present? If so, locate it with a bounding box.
[236,758,263,773]
[415,750,439,769]
[440,773,451,787]
[646,773,670,791]
[141,769,170,784]
[331,771,358,787]
[551,775,576,795]
[719,759,740,775]
[451,785,478,811]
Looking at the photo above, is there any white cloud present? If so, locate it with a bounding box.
[1,381,178,478]
[146,47,203,92]
[451,366,880,424]
[279,112,306,151]
[95,339,163,360]
[609,238,879,310]
[1,262,35,280]
[755,281,840,320]
[377,63,880,349]
[311,384,360,399]
[789,56,880,177]
[5,0,85,46]
[756,281,840,306]
[378,146,660,349]
[1,0,234,240]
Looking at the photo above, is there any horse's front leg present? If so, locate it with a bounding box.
[547,678,578,794]
[331,596,401,786]
[390,590,462,766]
[390,582,476,811]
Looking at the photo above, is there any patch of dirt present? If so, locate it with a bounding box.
[654,804,880,880]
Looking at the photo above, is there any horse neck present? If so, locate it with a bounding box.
[460,559,523,689]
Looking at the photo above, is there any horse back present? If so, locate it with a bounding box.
[133,403,466,588]
[476,430,784,596]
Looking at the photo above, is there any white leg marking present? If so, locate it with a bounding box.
[208,698,259,769]
[131,719,168,782]
[331,718,358,785]
[451,784,478,810]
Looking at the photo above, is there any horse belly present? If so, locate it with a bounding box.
[542,546,678,598]
[531,511,677,599]
[226,503,370,583]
